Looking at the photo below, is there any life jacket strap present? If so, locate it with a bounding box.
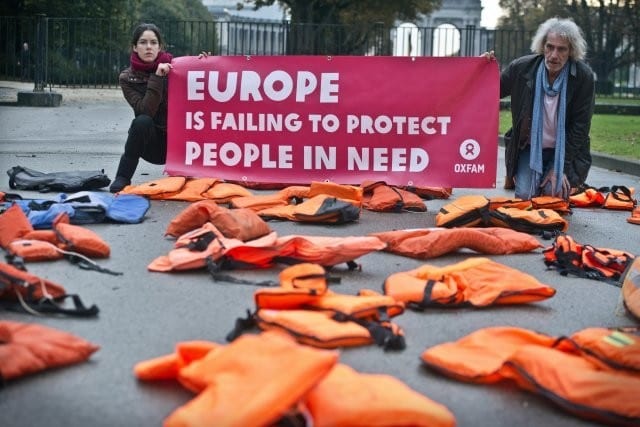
[225,309,256,342]
[2,291,99,317]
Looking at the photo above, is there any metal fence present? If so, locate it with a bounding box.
[1,15,639,97]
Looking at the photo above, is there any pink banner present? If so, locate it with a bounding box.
[166,56,499,187]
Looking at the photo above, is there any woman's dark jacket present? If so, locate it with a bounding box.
[119,68,168,131]
[500,54,595,187]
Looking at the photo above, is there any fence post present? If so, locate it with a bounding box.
[17,14,62,106]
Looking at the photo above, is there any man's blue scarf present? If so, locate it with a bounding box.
[529,60,569,197]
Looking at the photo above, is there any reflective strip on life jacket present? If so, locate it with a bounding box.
[565,327,640,373]
[422,326,640,425]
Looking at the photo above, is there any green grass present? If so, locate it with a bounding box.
[499,110,640,161]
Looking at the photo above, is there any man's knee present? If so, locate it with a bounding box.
[130,115,154,133]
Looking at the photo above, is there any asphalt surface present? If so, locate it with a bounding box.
[1,81,639,427]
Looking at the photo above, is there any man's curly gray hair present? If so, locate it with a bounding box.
[530,17,587,61]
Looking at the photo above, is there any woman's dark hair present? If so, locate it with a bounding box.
[130,23,164,48]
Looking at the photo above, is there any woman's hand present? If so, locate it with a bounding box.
[156,63,173,77]
[198,51,212,59]
[481,50,496,62]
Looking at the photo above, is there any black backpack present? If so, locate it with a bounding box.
[7,166,111,193]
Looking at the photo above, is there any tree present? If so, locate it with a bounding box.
[238,0,441,54]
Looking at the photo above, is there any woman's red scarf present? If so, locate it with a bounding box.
[130,51,173,73]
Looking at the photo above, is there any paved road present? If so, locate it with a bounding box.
[1,82,639,427]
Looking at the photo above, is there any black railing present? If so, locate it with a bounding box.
[1,15,639,97]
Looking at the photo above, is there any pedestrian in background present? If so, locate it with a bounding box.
[110,23,173,193]
[19,42,30,81]
[487,17,595,200]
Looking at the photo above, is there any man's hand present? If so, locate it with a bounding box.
[197,51,212,59]
[540,169,570,199]
[156,63,173,77]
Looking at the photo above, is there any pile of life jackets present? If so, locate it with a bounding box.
[120,176,453,217]
[149,201,386,273]
[421,325,640,425]
[570,185,637,210]
[0,191,150,228]
[226,263,406,351]
[134,330,456,427]
[543,234,636,284]
[0,204,119,276]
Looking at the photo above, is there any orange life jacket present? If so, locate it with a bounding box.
[229,263,406,350]
[543,234,635,284]
[371,227,542,260]
[622,257,640,320]
[400,185,452,200]
[435,195,491,227]
[165,331,338,427]
[52,212,110,258]
[531,195,571,215]
[303,363,456,427]
[488,196,532,211]
[603,185,637,210]
[0,262,99,316]
[628,206,640,225]
[120,176,186,198]
[162,177,218,201]
[148,223,279,272]
[361,181,426,212]
[201,180,253,204]
[258,194,361,224]
[133,340,221,381]
[164,200,272,241]
[0,320,99,382]
[488,206,568,235]
[569,186,606,208]
[421,326,640,426]
[383,257,556,308]
[0,203,33,249]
